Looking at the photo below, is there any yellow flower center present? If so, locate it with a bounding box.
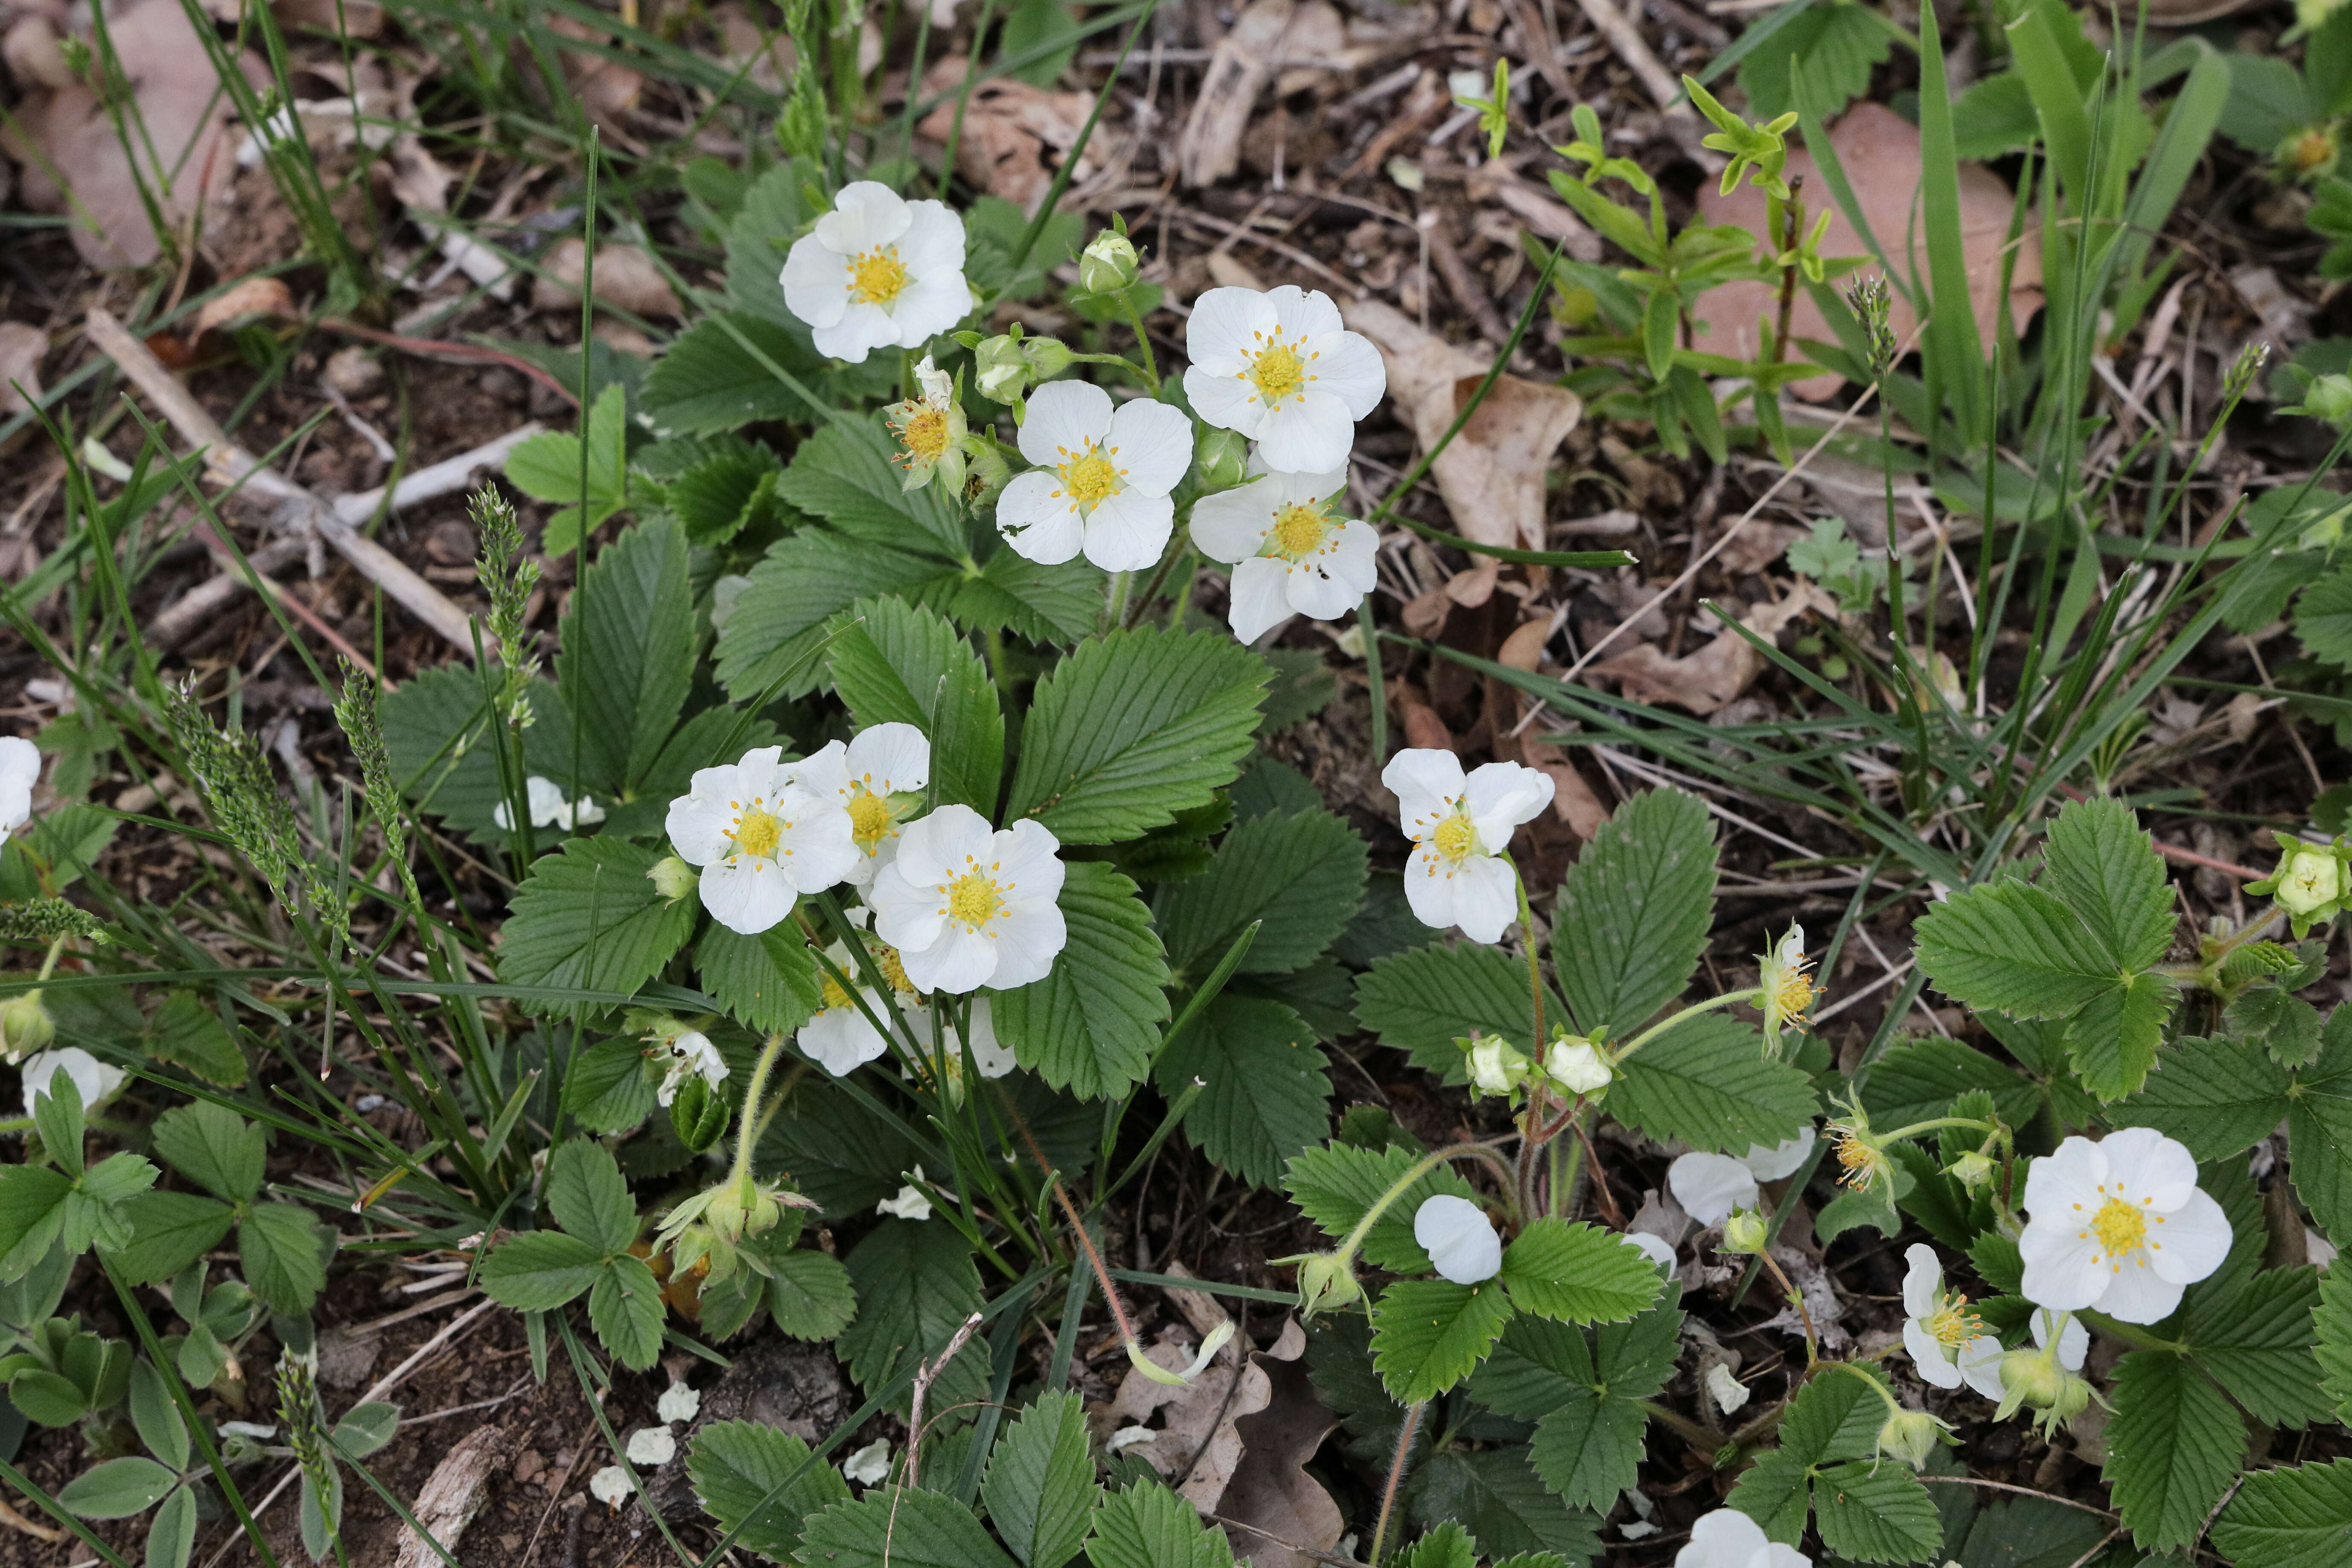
[1925,1294,1982,1349]
[1831,1128,1886,1189]
[820,971,853,1011]
[1247,343,1306,403]
[1431,811,1479,863]
[875,942,916,995]
[732,806,784,859]
[1271,502,1329,560]
[849,246,909,305]
[847,788,896,851]
[2092,1196,2148,1255]
[1771,968,1818,1024]
[947,871,1004,927]
[900,407,949,462]
[1060,450,1120,510]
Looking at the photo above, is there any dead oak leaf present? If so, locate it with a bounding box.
[1591,579,1833,715]
[918,57,1099,215]
[1218,1321,1343,1568]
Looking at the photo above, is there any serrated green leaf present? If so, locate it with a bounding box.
[2317,1263,2352,1425]
[1781,1363,1890,1466]
[238,1202,328,1314]
[839,1220,991,1422]
[2101,1351,2243,1556]
[2288,1010,2352,1235]
[983,1391,1099,1568]
[993,861,1169,1101]
[2063,970,2177,1101]
[956,548,1101,646]
[1858,1037,2042,1135]
[1282,1143,1479,1275]
[1408,1446,1601,1565]
[1550,788,1716,1038]
[1609,1011,1816,1153]
[547,1138,637,1255]
[558,516,693,795]
[2224,986,2326,1070]
[589,1253,665,1370]
[642,313,833,436]
[1371,1278,1516,1403]
[1469,1315,1597,1419]
[1396,1520,1475,1568]
[1726,1447,1813,1544]
[563,1035,659,1134]
[717,531,962,701]
[803,1487,1020,1568]
[58,1456,177,1520]
[2118,1035,2292,1160]
[149,1101,262,1204]
[766,1248,857,1341]
[1156,808,1368,978]
[828,597,1004,815]
[2041,797,2177,973]
[1156,995,1330,1189]
[506,385,630,554]
[781,418,965,558]
[478,1230,606,1310]
[1914,881,2118,1019]
[1499,1218,1662,1325]
[111,1192,234,1287]
[145,991,246,1086]
[1939,1494,2105,1568]
[689,1420,853,1564]
[1526,1391,1645,1513]
[497,836,699,1014]
[1737,0,1892,120]
[698,922,825,1037]
[1006,627,1267,845]
[1087,1482,1238,1568]
[1810,1460,1943,1565]
[2296,565,2352,669]
[1353,944,1565,1082]
[667,439,787,545]
[379,663,575,841]
[758,1080,925,1217]
[2212,1457,2352,1568]
[2180,1265,2328,1428]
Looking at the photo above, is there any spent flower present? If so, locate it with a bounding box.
[884,356,968,493]
[1414,1195,1502,1284]
[1757,924,1817,1057]
[2248,831,2349,935]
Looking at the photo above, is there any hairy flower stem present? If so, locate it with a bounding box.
[1116,291,1161,392]
[1009,1103,1141,1348]
[1337,1142,1521,1268]
[1612,988,1763,1066]
[1368,1400,1425,1565]
[723,1033,788,1205]
[1756,1248,1819,1367]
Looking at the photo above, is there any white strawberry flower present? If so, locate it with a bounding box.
[1187,459,1378,643]
[800,936,922,1075]
[655,1030,729,1108]
[869,805,1067,994]
[1380,749,1554,943]
[1413,1195,1501,1285]
[1182,285,1386,472]
[1957,1306,2087,1402]
[20,1047,125,1119]
[1900,1243,1995,1391]
[664,746,860,935]
[2018,1128,2232,1323]
[493,775,606,833]
[0,736,38,851]
[1676,1507,1810,1568]
[995,381,1193,571]
[886,355,968,493]
[779,181,969,364]
[793,723,932,888]
[1667,1152,1757,1228]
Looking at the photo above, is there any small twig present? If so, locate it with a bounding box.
[1568,0,1690,115]
[903,1311,986,1490]
[1914,1475,2119,1520]
[2151,840,2267,882]
[0,1494,66,1545]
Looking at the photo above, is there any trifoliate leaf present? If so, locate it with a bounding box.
[1086,1483,1237,1568]
[666,439,787,545]
[1282,1142,1480,1274]
[557,516,694,796]
[982,1391,1099,1568]
[826,596,1004,816]
[1726,1448,1813,1544]
[1609,1011,1816,1154]
[546,1139,638,1256]
[505,385,631,555]
[1550,787,1715,1038]
[838,1220,991,1424]
[716,531,963,702]
[955,548,1101,647]
[111,1192,233,1288]
[1915,881,2120,1019]
[2224,985,2326,1070]
[1353,943,1566,1082]
[1156,807,1368,978]
[476,1230,606,1310]
[2180,1265,2328,1428]
[688,1420,853,1565]
[2102,1351,2244,1556]
[496,837,699,1014]
[2212,1457,2352,1568]
[2117,1035,2292,1160]
[1005,627,1267,845]
[1155,994,1330,1189]
[993,861,1169,1101]
[1370,1278,1516,1404]
[1498,1219,1662,1325]
[801,1487,1020,1568]
[1395,1520,1475,1568]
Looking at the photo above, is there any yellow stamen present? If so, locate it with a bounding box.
[2092,1197,2147,1255]
[733,806,784,858]
[850,247,909,305]
[899,407,949,462]
[1431,811,1479,863]
[1924,1293,1982,1348]
[819,971,853,1011]
[1249,344,1305,402]
[1271,502,1328,560]
[1061,451,1119,509]
[947,871,1004,927]
[847,789,896,851]
[875,942,916,995]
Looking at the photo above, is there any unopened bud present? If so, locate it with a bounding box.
[1998,1347,2065,1411]
[1947,1150,1994,1191]
[1464,1033,1531,1097]
[1543,1034,1613,1096]
[669,1076,730,1153]
[1284,1251,1363,1318]
[1720,1209,1769,1255]
[1078,230,1141,295]
[648,856,698,904]
[0,991,54,1063]
[973,335,1031,403]
[1193,426,1250,492]
[1875,1408,1943,1470]
[1020,336,1074,382]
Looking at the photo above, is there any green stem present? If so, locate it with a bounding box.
[1334,1142,1514,1262]
[34,938,64,983]
[2079,1309,2183,1354]
[1878,1115,1996,1143]
[726,1032,788,1198]
[1612,988,1763,1066]
[1368,1400,1425,1566]
[1116,291,1160,391]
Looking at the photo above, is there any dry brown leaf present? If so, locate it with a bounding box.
[1401,700,1454,752]
[1177,0,1295,187]
[0,323,47,417]
[273,0,383,36]
[1497,619,1551,672]
[1400,586,1451,640]
[1521,734,1609,839]
[532,238,684,318]
[1216,1322,1343,1568]
[1441,558,1501,609]
[1346,296,1582,552]
[1097,1320,1261,1506]
[1690,102,2043,401]
[3,16,74,90]
[1716,520,1806,577]
[0,0,264,268]
[549,14,643,131]
[393,1425,510,1568]
[714,1,795,92]
[918,58,1099,214]
[1591,579,1832,715]
[1206,252,1270,292]
[194,277,297,337]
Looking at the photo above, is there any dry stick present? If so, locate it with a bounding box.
[1568,0,1690,115]
[83,307,476,653]
[902,1311,988,1490]
[150,536,309,649]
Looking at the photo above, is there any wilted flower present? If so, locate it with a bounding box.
[1126,1321,1236,1386]
[1284,1250,1363,1317]
[1824,1099,1895,1192]
[1757,924,1817,1057]
[885,356,968,494]
[878,1170,934,1221]
[1873,1407,1947,1471]
[655,1030,729,1109]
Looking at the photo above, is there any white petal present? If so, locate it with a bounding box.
[886,271,971,347]
[2023,1136,2108,1217]
[1401,841,1463,931]
[993,819,1067,902]
[903,922,1000,994]
[1018,379,1114,466]
[897,804,997,884]
[1304,329,1388,420]
[1381,749,1468,839]
[1901,1243,1942,1318]
[666,770,742,865]
[2093,1259,2186,1325]
[1183,363,1271,439]
[964,999,1017,1077]
[1904,1319,1964,1389]
[21,1048,118,1117]
[1759,1548,1812,1568]
[1413,1195,1501,1284]
[1226,557,1294,644]
[625,1428,676,1467]
[1183,286,1278,374]
[1742,1128,1816,1182]
[1623,1231,1678,1271]
[1265,285,1345,339]
[814,181,913,252]
[779,235,851,329]
[800,1004,892,1075]
[1188,478,1279,563]
[656,1383,702,1424]
[812,304,901,365]
[985,902,1066,989]
[2031,1307,2090,1371]
[771,788,861,889]
[793,740,853,803]
[1447,853,1519,944]
[589,1466,632,1507]
[1667,1154,1759,1227]
[734,746,788,797]
[996,472,1086,564]
[1283,552,1360,623]
[870,860,946,955]
[698,857,799,935]
[2146,1186,2232,1285]
[1679,1508,1770,1568]
[894,201,967,275]
[2017,1218,2106,1312]
[1956,1335,2009,1401]
[2098,1126,2199,1212]
[1252,392,1356,475]
[1464,761,1557,848]
[845,723,932,797]
[1105,397,1194,496]
[1082,488,1174,572]
[1268,464,1347,503]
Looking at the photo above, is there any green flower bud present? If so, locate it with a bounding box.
[1463,1032,1531,1097]
[1542,1034,1613,1096]
[974,334,1031,403]
[1874,1408,1944,1470]
[1996,1347,2065,1412]
[1946,1150,1995,1191]
[1281,1251,1363,1318]
[648,855,698,904]
[669,1075,731,1153]
[2268,839,2345,917]
[0,990,54,1063]
[1720,1208,1769,1255]
[1192,426,1250,492]
[1079,230,1142,295]
[1020,335,1074,381]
